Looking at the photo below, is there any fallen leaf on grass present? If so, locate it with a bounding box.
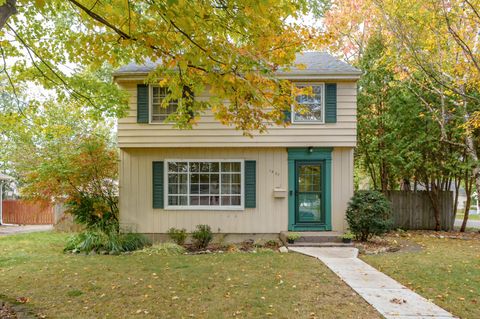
[390,298,407,304]
[16,297,29,303]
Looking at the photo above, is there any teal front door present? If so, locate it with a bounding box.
[295,161,324,225]
[287,148,332,231]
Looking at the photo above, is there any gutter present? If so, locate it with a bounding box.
[113,72,362,82]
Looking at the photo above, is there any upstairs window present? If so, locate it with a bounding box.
[151,86,178,123]
[292,84,325,123]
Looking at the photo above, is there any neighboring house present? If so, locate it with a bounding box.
[113,52,361,240]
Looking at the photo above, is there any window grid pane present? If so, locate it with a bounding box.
[152,87,178,122]
[167,161,242,207]
[294,85,323,122]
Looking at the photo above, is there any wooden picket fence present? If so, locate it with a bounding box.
[385,191,454,231]
[1,200,54,225]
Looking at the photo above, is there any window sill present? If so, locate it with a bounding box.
[163,206,245,211]
[290,121,326,125]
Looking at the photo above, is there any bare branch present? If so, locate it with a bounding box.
[7,24,98,108]
[440,0,480,73]
[0,45,27,118]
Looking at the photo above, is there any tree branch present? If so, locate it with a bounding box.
[7,23,98,108]
[66,0,213,75]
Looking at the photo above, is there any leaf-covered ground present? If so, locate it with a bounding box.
[362,232,480,319]
[0,232,380,319]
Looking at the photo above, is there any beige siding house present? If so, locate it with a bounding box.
[114,52,360,240]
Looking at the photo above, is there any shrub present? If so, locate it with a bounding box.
[167,227,188,246]
[20,135,119,232]
[191,224,213,249]
[66,194,118,232]
[346,190,392,241]
[64,228,150,254]
[263,239,280,249]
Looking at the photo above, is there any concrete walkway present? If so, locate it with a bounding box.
[0,225,53,236]
[290,247,457,319]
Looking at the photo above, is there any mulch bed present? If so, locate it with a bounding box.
[354,236,406,255]
[0,302,17,319]
[355,229,480,255]
[184,239,282,254]
[409,229,480,240]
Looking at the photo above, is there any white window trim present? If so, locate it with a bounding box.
[148,85,178,125]
[163,159,245,211]
[291,82,325,124]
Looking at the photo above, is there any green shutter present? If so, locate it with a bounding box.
[244,160,256,208]
[152,161,164,208]
[325,83,337,123]
[283,109,291,124]
[137,84,149,123]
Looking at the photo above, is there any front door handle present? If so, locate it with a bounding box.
[289,190,293,196]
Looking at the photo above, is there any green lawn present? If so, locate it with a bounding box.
[0,232,380,319]
[456,213,480,220]
[362,233,480,319]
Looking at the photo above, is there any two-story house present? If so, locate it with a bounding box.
[113,52,360,241]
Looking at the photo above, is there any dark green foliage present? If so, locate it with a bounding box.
[191,224,213,249]
[346,190,392,241]
[64,229,150,254]
[167,227,187,246]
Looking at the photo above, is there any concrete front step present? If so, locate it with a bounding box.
[279,231,344,244]
[287,242,353,248]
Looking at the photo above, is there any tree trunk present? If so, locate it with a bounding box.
[452,175,460,228]
[380,160,389,192]
[464,133,480,231]
[400,178,411,191]
[461,175,474,232]
[426,179,441,231]
[460,192,471,232]
[0,0,16,30]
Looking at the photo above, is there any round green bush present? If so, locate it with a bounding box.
[192,224,213,249]
[345,190,392,241]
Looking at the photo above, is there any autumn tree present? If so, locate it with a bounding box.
[324,0,480,230]
[0,89,119,230]
[1,0,323,132]
[375,0,480,231]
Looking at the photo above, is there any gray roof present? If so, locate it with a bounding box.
[114,52,361,77]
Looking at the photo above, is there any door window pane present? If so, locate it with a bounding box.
[296,162,323,223]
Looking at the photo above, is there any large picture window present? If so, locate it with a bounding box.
[292,84,325,123]
[151,86,178,122]
[165,160,243,209]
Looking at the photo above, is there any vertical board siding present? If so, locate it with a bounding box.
[331,148,353,232]
[385,191,454,230]
[2,200,54,224]
[119,147,353,233]
[117,81,357,147]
